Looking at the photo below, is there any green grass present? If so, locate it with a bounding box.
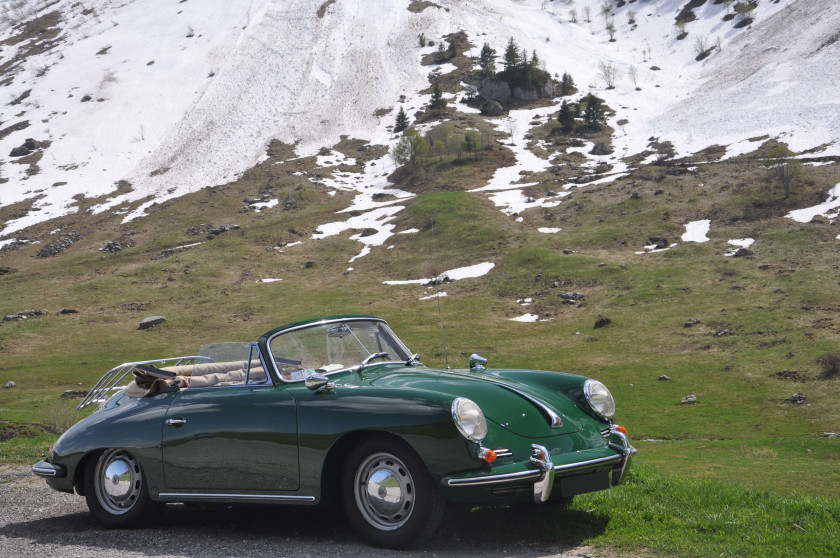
[450,464,840,557]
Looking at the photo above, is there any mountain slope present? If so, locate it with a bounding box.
[0,0,837,240]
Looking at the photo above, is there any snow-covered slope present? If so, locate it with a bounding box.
[0,0,836,239]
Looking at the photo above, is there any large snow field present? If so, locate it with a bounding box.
[0,0,837,243]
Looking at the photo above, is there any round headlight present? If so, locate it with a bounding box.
[451,397,487,442]
[584,379,615,420]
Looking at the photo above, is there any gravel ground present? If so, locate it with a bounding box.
[0,465,615,558]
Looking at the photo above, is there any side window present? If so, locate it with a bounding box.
[246,343,269,385]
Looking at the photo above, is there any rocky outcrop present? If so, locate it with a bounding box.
[34,232,80,258]
[478,76,511,104]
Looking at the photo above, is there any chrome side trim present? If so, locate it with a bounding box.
[494,384,563,428]
[158,492,316,502]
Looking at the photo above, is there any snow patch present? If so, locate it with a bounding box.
[787,183,840,223]
[510,313,539,323]
[682,220,711,243]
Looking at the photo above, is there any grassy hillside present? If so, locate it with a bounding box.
[2,134,839,498]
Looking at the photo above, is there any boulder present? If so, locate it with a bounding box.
[3,381,16,389]
[733,248,754,257]
[138,316,166,330]
[594,315,612,329]
[680,394,698,404]
[9,146,30,157]
[480,100,504,116]
[591,142,613,155]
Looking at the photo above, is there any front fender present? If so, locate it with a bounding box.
[292,386,479,496]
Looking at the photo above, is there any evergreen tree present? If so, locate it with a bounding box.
[394,106,409,132]
[479,42,497,75]
[557,99,576,132]
[560,72,575,95]
[429,83,447,113]
[502,37,520,71]
[582,94,607,127]
[529,50,540,70]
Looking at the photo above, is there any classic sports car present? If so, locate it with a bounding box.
[33,315,635,548]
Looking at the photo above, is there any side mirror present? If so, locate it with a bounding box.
[305,373,333,391]
[469,353,488,371]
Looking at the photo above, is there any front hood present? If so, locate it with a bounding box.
[350,365,598,438]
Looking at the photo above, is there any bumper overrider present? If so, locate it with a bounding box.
[32,460,66,478]
[445,426,636,503]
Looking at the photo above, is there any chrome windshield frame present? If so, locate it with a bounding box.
[264,317,412,384]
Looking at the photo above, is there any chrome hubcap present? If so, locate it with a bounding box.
[95,449,142,515]
[354,452,414,531]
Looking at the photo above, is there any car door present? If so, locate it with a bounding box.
[161,381,299,492]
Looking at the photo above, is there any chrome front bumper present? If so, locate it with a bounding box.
[446,426,637,503]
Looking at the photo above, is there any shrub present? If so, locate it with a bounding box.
[818,354,840,379]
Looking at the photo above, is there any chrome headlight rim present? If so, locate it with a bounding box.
[584,379,615,420]
[451,397,488,442]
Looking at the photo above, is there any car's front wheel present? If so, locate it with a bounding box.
[84,449,162,528]
[341,437,445,548]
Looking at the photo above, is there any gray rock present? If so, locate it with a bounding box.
[9,146,30,157]
[478,76,511,104]
[138,316,166,330]
[4,309,48,321]
[60,309,78,314]
[3,381,16,389]
[684,318,702,328]
[591,142,613,155]
[680,394,698,404]
[560,292,585,301]
[60,389,87,398]
[480,100,504,116]
[785,392,807,404]
[823,432,840,438]
[594,315,611,329]
[0,266,18,275]
[733,248,755,257]
[658,375,670,381]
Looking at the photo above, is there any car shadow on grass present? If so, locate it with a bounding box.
[0,501,609,557]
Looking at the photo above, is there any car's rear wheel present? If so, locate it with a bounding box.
[84,449,162,528]
[341,437,445,548]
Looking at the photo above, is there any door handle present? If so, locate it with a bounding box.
[165,418,187,426]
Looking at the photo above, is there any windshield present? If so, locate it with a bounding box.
[267,319,411,382]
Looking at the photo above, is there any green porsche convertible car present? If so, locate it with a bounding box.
[33,315,635,548]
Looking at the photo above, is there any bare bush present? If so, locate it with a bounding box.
[598,60,620,89]
[44,399,79,435]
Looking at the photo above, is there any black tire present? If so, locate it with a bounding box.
[341,437,445,548]
[83,449,163,528]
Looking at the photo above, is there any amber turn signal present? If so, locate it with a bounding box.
[483,450,497,463]
[615,425,627,435]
